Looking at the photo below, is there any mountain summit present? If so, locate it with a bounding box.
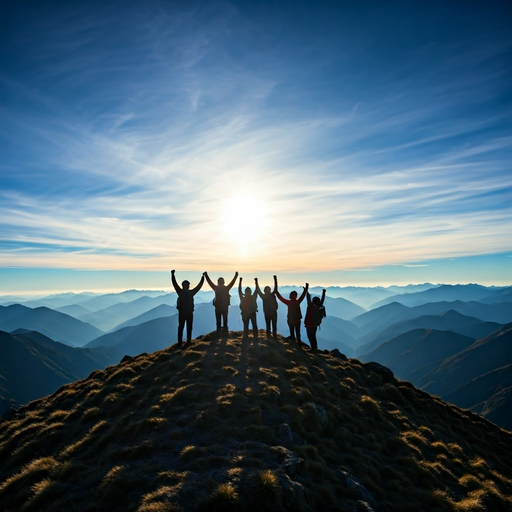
[1,332,511,511]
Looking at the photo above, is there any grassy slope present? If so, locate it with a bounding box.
[0,332,511,512]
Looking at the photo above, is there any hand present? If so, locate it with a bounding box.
[203,271,207,276]
[171,269,175,275]
[305,283,309,288]
[239,277,243,283]
[254,277,258,283]
[323,289,326,293]
[273,275,277,279]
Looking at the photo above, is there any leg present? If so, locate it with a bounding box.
[242,315,249,338]
[271,314,277,337]
[287,320,295,341]
[186,312,194,343]
[265,313,271,338]
[251,313,258,337]
[306,326,317,351]
[222,309,228,331]
[294,323,301,345]
[177,313,185,346]
[215,308,222,332]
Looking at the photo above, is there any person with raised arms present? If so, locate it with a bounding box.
[238,277,258,339]
[275,276,309,347]
[255,275,278,339]
[204,271,238,334]
[170,270,205,348]
[304,288,326,353]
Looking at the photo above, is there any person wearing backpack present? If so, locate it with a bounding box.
[304,289,326,353]
[171,270,205,348]
[204,271,238,334]
[254,275,278,338]
[238,277,258,339]
[275,277,309,347]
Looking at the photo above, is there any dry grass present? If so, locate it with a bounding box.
[0,331,511,511]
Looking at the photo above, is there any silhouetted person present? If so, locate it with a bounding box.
[304,289,326,353]
[171,270,205,348]
[275,277,309,346]
[238,277,258,339]
[255,276,278,338]
[204,271,238,333]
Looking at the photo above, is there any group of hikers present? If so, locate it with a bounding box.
[170,270,326,353]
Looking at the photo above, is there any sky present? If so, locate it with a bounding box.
[1,0,511,293]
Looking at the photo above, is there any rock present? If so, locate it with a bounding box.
[271,446,303,475]
[303,403,329,430]
[364,361,395,383]
[330,348,348,360]
[341,470,378,509]
[356,500,378,512]
[278,423,294,444]
[121,355,134,363]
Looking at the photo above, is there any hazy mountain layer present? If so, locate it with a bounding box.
[0,304,103,347]
[0,330,115,414]
[1,332,511,511]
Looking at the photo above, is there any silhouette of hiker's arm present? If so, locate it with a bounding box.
[320,289,326,306]
[170,270,181,293]
[204,272,217,290]
[254,278,265,299]
[227,272,239,290]
[306,291,311,305]
[276,290,290,305]
[273,275,278,295]
[238,277,243,301]
[298,283,309,303]
[191,275,205,295]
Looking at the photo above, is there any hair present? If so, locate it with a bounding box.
[289,291,298,299]
[182,280,190,288]
[218,277,225,285]
[264,286,271,294]
[245,287,252,295]
[312,296,320,305]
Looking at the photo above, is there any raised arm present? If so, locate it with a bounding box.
[238,277,243,301]
[276,290,290,305]
[191,275,205,295]
[227,271,239,290]
[254,278,265,300]
[273,275,278,294]
[204,272,217,290]
[306,291,311,305]
[170,270,181,293]
[298,283,309,303]
[320,289,326,306]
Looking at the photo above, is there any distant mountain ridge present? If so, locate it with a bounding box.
[0,329,115,415]
[0,304,103,347]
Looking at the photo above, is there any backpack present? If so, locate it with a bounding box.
[311,305,326,326]
[176,291,194,312]
[240,295,258,314]
[264,293,278,312]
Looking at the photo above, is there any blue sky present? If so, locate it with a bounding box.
[1,1,511,293]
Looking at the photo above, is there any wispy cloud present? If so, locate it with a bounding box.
[1,2,511,278]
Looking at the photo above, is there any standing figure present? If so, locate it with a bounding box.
[275,277,309,346]
[238,277,258,339]
[204,271,238,333]
[170,270,205,348]
[255,276,278,338]
[304,289,326,353]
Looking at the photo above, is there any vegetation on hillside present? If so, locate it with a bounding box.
[1,332,511,511]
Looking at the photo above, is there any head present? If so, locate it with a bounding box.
[245,287,252,296]
[264,286,271,295]
[289,291,298,300]
[182,280,190,290]
[217,277,225,286]
[312,296,320,305]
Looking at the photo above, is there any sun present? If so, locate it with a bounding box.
[220,194,268,254]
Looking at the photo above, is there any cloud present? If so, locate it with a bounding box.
[0,2,511,276]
